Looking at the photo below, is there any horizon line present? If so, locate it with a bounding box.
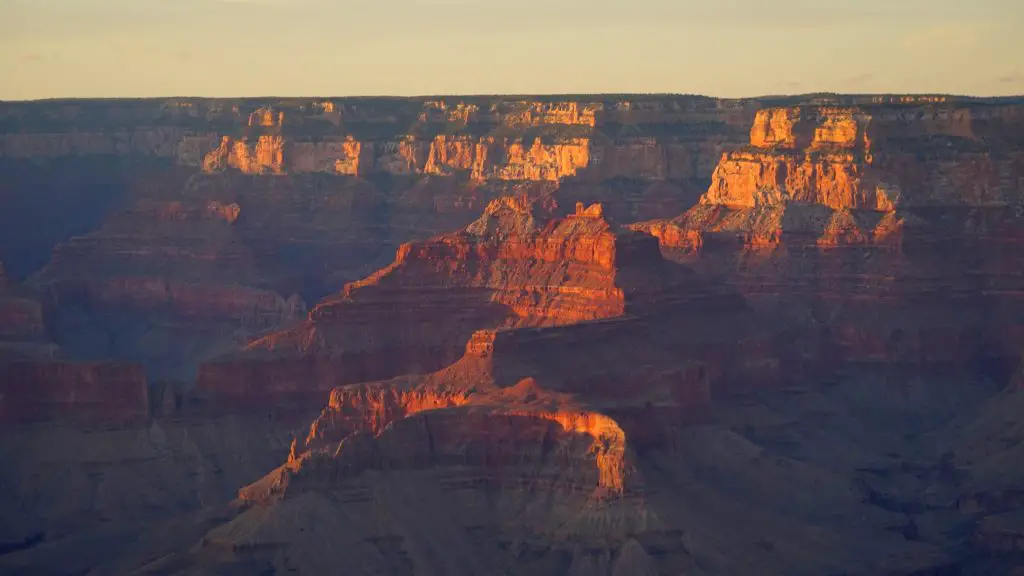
[3,91,1024,105]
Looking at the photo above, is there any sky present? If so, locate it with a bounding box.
[2,0,1023,100]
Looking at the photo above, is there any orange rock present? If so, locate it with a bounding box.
[286,137,369,174]
[202,135,285,174]
[420,100,479,123]
[374,136,427,174]
[424,135,480,176]
[195,194,770,410]
[749,107,869,151]
[638,102,1024,378]
[501,101,599,127]
[248,107,285,128]
[242,367,633,504]
[206,201,240,224]
[703,150,896,211]
[492,138,590,181]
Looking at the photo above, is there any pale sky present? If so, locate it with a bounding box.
[2,0,1023,100]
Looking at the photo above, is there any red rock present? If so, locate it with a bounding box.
[196,194,771,410]
[0,97,758,382]
[241,359,641,504]
[0,361,148,425]
[637,103,1024,374]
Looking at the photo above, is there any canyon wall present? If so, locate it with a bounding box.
[7,95,1015,381]
[2,95,1024,575]
[194,196,762,410]
[0,97,753,183]
[636,102,1024,380]
[0,362,148,425]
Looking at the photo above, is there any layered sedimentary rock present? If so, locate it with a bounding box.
[196,196,771,410]
[29,181,311,379]
[636,103,1024,375]
[3,95,1024,575]
[171,312,950,576]
[0,97,849,378]
[202,135,286,174]
[704,107,894,211]
[246,374,634,504]
[258,313,718,501]
[700,104,1024,211]
[0,362,148,425]
[0,97,758,226]
[19,170,561,379]
[0,96,755,311]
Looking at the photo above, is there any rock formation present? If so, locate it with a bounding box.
[636,102,1024,376]
[0,96,832,379]
[2,94,1024,575]
[0,96,751,182]
[28,182,310,380]
[196,196,770,411]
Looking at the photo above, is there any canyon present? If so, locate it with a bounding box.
[2,94,1024,574]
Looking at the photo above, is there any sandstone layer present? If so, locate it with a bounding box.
[635,103,1024,376]
[0,96,758,380]
[196,196,771,411]
[1,94,1024,575]
[0,97,754,184]
[7,96,1014,382]
[155,334,966,576]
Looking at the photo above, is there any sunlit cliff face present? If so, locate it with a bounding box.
[4,94,1024,576]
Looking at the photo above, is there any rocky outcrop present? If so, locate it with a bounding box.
[18,169,559,380]
[29,185,311,379]
[487,137,590,181]
[6,95,1021,576]
[199,134,592,182]
[637,103,1024,376]
[0,362,148,425]
[500,101,600,127]
[703,108,897,211]
[192,197,628,405]
[195,196,771,409]
[243,381,631,505]
[202,135,285,175]
[186,297,944,576]
[239,297,725,505]
[747,107,871,150]
[0,96,848,378]
[0,96,755,185]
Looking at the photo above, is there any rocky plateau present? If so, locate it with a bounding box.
[2,94,1024,575]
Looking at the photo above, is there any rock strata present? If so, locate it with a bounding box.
[636,103,1024,375]
[1,94,1024,575]
[0,362,148,425]
[197,196,770,410]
